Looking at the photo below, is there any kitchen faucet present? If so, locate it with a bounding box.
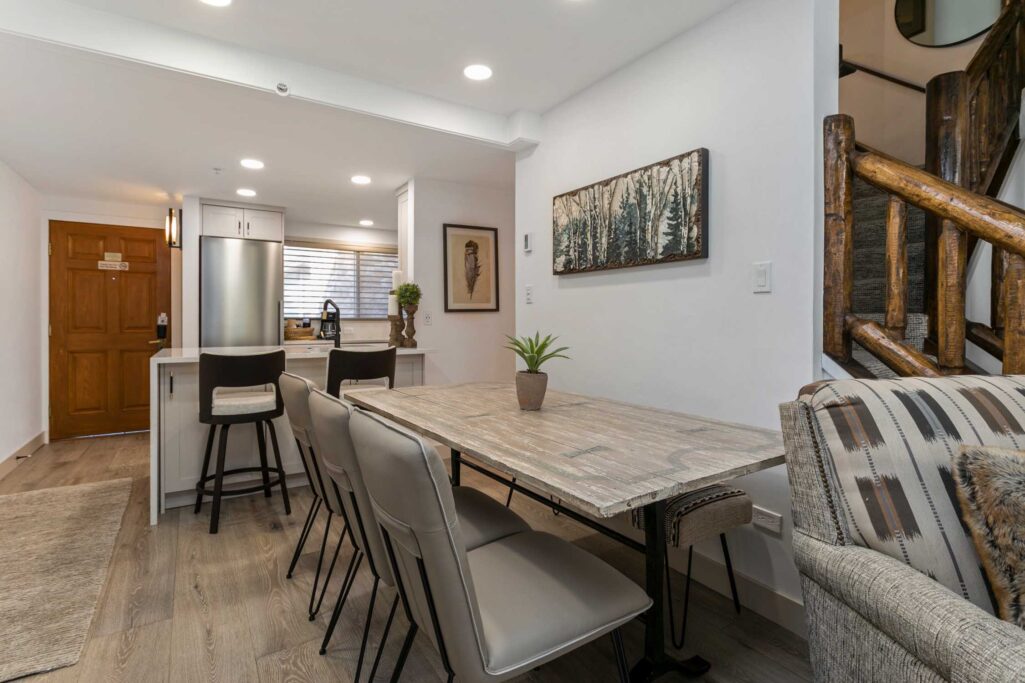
[322,299,341,348]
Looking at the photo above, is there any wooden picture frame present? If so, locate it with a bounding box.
[443,224,500,312]
[552,147,708,275]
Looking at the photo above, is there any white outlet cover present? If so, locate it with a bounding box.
[752,505,783,534]
[424,312,433,326]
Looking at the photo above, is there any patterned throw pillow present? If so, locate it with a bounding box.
[804,375,1025,616]
[953,446,1025,628]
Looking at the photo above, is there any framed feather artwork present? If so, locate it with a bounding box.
[443,224,500,312]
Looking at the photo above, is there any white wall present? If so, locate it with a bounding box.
[411,178,515,384]
[840,0,984,164]
[516,0,830,630]
[0,160,42,463]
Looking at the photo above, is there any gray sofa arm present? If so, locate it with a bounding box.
[795,532,1025,682]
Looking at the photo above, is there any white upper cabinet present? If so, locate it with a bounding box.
[242,208,284,241]
[202,204,283,241]
[202,204,245,238]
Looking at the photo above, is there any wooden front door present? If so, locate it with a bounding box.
[49,221,171,440]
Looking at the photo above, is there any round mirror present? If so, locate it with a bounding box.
[895,0,1001,47]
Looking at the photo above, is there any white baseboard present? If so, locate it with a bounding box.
[0,432,45,481]
[684,546,808,638]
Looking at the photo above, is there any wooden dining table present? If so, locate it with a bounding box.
[344,382,785,682]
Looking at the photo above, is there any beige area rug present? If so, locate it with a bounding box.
[0,478,132,681]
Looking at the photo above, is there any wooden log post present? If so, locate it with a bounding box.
[1003,252,1025,373]
[993,246,1008,335]
[823,115,856,361]
[884,196,908,339]
[925,72,969,371]
[846,316,943,377]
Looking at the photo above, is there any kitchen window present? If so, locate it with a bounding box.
[283,241,399,320]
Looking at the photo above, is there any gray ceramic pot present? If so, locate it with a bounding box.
[515,371,548,411]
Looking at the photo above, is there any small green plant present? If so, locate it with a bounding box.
[396,282,422,307]
[505,333,570,374]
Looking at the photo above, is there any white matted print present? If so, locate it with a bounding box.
[444,224,499,312]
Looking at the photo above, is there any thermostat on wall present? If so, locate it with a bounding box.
[523,233,533,253]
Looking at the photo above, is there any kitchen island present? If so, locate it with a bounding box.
[148,344,429,524]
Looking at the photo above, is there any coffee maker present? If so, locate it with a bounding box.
[319,309,338,341]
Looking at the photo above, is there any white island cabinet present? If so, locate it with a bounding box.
[148,344,428,524]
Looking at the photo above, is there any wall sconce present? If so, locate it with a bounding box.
[165,208,182,249]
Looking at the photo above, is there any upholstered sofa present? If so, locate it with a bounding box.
[780,375,1025,682]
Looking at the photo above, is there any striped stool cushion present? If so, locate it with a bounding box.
[631,485,752,547]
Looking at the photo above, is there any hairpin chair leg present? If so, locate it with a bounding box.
[663,545,694,649]
[720,533,741,614]
[287,497,321,579]
[611,628,630,683]
[307,512,333,616]
[367,594,399,682]
[319,550,364,654]
[310,520,348,620]
[389,623,419,683]
[353,576,381,681]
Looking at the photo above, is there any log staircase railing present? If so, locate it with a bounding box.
[824,115,1025,377]
[924,0,1025,355]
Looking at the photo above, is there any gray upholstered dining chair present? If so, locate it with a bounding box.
[279,372,352,620]
[349,408,653,682]
[308,389,532,680]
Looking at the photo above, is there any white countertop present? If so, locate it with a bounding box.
[152,344,430,365]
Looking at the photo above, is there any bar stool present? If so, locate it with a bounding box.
[194,351,291,534]
[326,346,397,397]
[631,484,751,648]
[279,371,352,620]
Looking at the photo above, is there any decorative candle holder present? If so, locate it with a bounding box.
[388,313,404,347]
[402,304,419,348]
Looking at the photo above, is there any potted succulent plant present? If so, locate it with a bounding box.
[505,333,570,411]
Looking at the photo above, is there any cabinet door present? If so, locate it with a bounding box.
[243,209,283,242]
[202,205,245,238]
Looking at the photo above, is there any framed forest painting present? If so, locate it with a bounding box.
[444,224,499,312]
[552,147,708,275]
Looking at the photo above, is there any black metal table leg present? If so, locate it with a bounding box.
[450,449,461,486]
[630,500,711,682]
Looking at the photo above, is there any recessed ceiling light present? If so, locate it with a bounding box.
[236,188,257,197]
[240,158,264,170]
[351,175,372,185]
[359,219,375,227]
[463,64,493,81]
[200,0,232,6]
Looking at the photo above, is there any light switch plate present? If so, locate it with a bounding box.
[752,261,772,293]
[752,505,783,534]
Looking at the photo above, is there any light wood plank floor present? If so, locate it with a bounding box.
[3,433,812,682]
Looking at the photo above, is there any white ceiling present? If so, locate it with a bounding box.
[0,34,514,228]
[62,0,739,115]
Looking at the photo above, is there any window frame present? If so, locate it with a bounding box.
[283,238,399,322]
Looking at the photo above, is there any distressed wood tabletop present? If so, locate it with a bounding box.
[344,382,785,519]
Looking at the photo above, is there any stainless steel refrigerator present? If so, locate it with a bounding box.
[200,237,283,347]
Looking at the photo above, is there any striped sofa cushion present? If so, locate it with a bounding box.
[804,375,1025,616]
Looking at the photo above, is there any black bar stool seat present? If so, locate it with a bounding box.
[326,347,397,397]
[194,350,291,534]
